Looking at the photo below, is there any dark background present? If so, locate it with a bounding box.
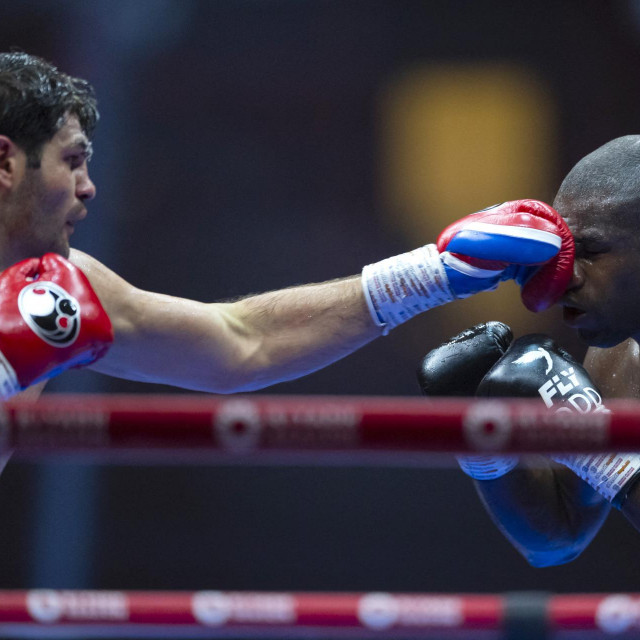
[1,0,639,594]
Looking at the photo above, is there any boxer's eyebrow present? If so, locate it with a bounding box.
[72,138,93,162]
[574,234,612,255]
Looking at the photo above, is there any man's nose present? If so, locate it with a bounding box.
[76,169,96,202]
[564,258,585,293]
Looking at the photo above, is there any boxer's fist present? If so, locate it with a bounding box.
[0,253,113,398]
[437,200,574,312]
[361,201,572,334]
[476,333,604,411]
[477,334,640,506]
[417,321,513,397]
[417,322,519,480]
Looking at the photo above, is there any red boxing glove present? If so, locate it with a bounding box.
[0,253,113,398]
[517,202,575,312]
[437,200,575,312]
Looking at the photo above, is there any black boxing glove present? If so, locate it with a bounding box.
[418,321,513,396]
[478,334,640,508]
[476,334,603,406]
[417,322,520,480]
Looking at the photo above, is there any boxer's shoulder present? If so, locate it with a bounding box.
[583,339,640,398]
[69,249,136,310]
[69,249,119,284]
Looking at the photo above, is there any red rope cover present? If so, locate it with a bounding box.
[0,590,638,634]
[3,394,640,455]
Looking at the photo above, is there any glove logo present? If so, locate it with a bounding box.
[512,347,553,374]
[18,282,81,348]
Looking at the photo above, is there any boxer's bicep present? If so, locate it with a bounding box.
[68,250,139,336]
[69,250,256,391]
[69,251,379,392]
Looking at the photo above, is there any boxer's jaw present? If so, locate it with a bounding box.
[576,327,633,349]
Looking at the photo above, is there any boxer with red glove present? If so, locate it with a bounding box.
[362,200,574,334]
[0,253,113,399]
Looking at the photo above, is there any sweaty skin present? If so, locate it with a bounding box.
[584,340,640,530]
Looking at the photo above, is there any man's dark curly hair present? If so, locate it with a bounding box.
[0,51,98,168]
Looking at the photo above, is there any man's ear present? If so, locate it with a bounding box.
[0,136,23,190]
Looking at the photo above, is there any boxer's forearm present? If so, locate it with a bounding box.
[227,276,381,390]
[473,458,610,567]
[90,272,382,392]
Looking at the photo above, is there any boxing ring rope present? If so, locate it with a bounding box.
[0,589,638,638]
[7,395,640,638]
[2,394,639,459]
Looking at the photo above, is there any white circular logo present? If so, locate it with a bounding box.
[357,593,399,630]
[463,401,512,451]
[596,595,638,634]
[26,590,63,623]
[214,400,262,452]
[192,591,231,626]
[18,282,81,347]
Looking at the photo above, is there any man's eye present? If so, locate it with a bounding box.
[579,247,607,259]
[67,155,83,168]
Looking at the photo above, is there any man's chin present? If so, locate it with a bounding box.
[577,327,629,349]
[47,238,70,259]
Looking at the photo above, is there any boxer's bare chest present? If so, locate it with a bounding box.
[584,339,640,399]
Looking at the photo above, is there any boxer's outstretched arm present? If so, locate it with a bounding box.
[68,200,572,392]
[72,250,379,392]
[472,461,609,567]
[68,199,572,392]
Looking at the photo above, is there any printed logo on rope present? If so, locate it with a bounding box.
[596,595,640,633]
[26,590,128,623]
[358,593,462,630]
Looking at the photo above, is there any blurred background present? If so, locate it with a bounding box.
[1,0,640,596]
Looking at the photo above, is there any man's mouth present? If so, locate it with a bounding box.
[562,305,587,327]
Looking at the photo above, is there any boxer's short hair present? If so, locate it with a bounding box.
[0,51,98,168]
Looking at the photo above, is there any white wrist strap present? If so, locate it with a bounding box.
[457,455,519,480]
[553,452,640,507]
[361,244,454,334]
